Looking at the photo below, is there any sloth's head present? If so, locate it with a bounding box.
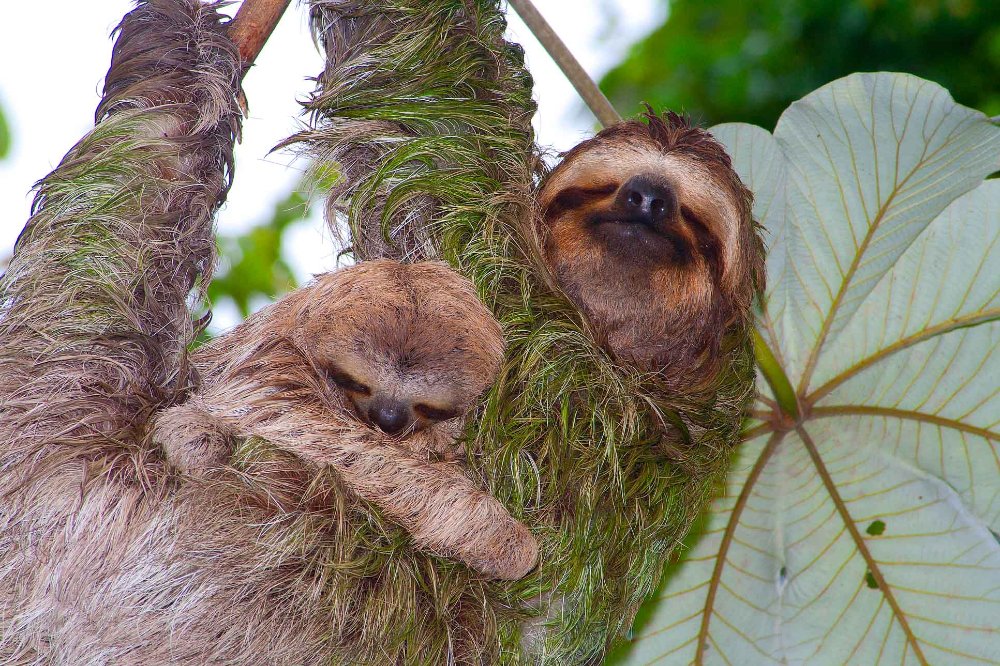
[538,110,762,382]
[290,260,504,436]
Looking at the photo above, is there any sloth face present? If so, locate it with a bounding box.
[538,111,760,378]
[541,146,734,278]
[295,261,504,436]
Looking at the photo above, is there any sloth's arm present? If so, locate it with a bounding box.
[252,408,538,581]
[1,4,241,473]
[155,392,537,580]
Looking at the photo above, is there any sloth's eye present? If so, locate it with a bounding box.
[325,368,371,395]
[680,205,706,230]
[547,183,618,218]
[413,403,460,422]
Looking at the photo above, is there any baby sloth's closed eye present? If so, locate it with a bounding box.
[154,260,537,580]
[317,324,469,440]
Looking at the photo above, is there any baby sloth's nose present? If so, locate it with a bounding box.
[369,398,410,435]
[619,175,675,227]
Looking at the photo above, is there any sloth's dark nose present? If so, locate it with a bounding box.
[619,175,675,227]
[369,399,410,435]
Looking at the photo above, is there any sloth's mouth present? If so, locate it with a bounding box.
[597,221,661,248]
[600,216,657,230]
[590,212,662,238]
[588,213,691,264]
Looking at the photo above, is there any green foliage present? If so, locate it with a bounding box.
[207,167,341,321]
[0,101,9,159]
[601,0,1000,129]
[208,187,305,318]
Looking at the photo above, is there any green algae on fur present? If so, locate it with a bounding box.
[287,0,761,662]
[0,1,243,661]
[0,0,758,662]
[0,0,240,474]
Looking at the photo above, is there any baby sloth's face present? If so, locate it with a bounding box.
[297,261,504,436]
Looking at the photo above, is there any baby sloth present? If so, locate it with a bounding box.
[539,110,763,387]
[154,259,537,580]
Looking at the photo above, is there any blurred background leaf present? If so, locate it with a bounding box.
[599,0,1000,129]
[206,164,340,330]
[208,186,305,320]
[0,102,10,160]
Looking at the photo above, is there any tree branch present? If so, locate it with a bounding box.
[507,0,622,128]
[227,0,293,76]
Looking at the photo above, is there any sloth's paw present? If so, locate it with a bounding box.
[152,400,231,475]
[467,518,539,581]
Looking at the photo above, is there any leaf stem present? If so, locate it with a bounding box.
[806,310,1000,405]
[753,328,800,421]
[811,405,998,441]
[696,432,785,664]
[797,426,930,666]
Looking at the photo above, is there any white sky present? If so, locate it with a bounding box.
[0,0,661,324]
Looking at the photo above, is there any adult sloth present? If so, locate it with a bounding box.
[291,0,764,663]
[0,2,531,664]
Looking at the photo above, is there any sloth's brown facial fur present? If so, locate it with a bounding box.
[539,111,762,385]
[293,260,504,438]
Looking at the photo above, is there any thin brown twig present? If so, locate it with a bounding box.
[506,0,622,128]
[227,0,293,77]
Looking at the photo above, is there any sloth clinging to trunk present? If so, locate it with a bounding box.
[1,2,543,662]
[155,260,538,581]
[295,1,765,660]
[539,110,762,386]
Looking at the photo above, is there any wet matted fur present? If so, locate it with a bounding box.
[0,2,537,663]
[289,0,764,663]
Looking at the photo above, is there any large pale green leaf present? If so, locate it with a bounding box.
[613,73,1000,665]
